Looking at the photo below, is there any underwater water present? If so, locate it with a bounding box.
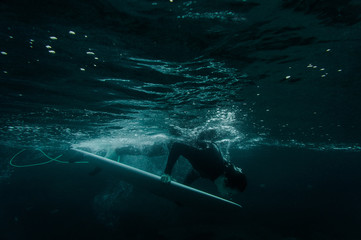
[1,0,361,239]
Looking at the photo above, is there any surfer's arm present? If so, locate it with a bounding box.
[164,142,183,175]
[161,143,183,183]
[164,157,177,175]
[164,142,199,175]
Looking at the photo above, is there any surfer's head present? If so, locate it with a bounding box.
[215,175,238,198]
[224,163,247,192]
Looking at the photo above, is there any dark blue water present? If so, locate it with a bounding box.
[1,0,361,239]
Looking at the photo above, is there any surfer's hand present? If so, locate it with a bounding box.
[160,174,172,184]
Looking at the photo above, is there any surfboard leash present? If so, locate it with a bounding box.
[9,148,88,168]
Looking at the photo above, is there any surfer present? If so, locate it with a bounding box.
[161,141,247,197]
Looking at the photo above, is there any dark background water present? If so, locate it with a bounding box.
[1,0,361,239]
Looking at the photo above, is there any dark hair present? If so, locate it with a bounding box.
[224,163,247,192]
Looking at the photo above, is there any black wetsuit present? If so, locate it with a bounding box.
[164,142,227,184]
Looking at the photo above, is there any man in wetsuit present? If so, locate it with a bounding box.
[161,142,247,197]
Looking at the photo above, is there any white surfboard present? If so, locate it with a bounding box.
[72,148,242,210]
